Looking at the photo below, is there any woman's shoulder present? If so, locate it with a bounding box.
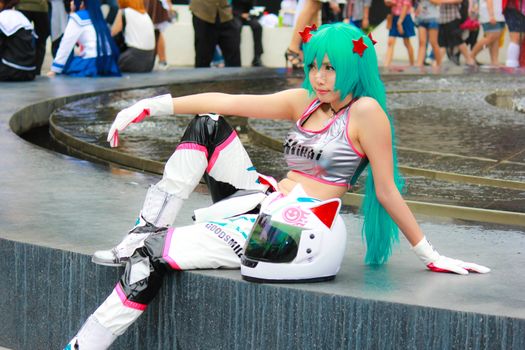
[350,97,389,125]
[70,10,92,26]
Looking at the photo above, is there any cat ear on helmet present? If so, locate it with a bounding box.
[309,199,341,229]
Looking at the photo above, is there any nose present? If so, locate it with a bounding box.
[314,69,325,84]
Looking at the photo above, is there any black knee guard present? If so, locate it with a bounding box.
[180,114,243,202]
[119,229,171,306]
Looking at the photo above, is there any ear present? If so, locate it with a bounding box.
[309,199,341,229]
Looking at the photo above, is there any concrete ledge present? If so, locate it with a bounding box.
[1,239,524,349]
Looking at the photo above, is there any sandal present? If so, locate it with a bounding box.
[284,48,304,70]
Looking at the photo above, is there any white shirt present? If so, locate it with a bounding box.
[123,8,155,51]
[52,11,98,73]
[479,0,504,23]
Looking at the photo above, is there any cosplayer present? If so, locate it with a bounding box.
[64,23,490,349]
[48,0,120,77]
[0,0,36,81]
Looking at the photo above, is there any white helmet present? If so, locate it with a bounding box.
[241,185,347,283]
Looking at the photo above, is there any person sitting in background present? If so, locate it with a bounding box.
[0,0,36,81]
[111,0,155,73]
[47,0,120,77]
[232,0,264,66]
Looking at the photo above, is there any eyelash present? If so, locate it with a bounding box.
[309,64,335,71]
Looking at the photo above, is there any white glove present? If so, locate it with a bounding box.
[107,94,173,148]
[412,237,490,275]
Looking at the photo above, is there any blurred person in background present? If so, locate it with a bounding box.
[111,0,156,72]
[0,0,36,81]
[233,0,264,66]
[190,0,241,67]
[16,0,49,74]
[47,0,120,77]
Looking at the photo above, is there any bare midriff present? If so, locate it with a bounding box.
[277,171,349,200]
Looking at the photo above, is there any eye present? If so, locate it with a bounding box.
[325,65,335,71]
[307,63,316,70]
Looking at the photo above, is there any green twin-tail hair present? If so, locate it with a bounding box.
[302,23,404,265]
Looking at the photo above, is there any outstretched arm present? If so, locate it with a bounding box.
[107,88,309,147]
[353,98,490,274]
[354,98,424,246]
[171,89,307,121]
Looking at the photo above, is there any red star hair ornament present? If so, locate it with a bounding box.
[368,32,378,45]
[299,24,318,43]
[352,37,368,57]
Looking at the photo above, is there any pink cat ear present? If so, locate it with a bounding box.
[309,199,341,229]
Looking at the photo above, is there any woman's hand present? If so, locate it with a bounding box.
[107,94,173,148]
[47,71,56,78]
[412,237,490,275]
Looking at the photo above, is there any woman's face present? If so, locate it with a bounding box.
[308,55,341,104]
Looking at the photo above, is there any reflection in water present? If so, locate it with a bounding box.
[50,73,525,212]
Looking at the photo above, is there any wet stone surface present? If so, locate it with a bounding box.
[50,72,525,212]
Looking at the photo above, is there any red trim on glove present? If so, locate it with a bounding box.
[427,263,450,273]
[132,109,150,123]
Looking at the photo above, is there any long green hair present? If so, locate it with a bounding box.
[302,23,404,265]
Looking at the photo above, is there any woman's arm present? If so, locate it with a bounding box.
[353,98,490,274]
[354,98,424,246]
[171,88,308,121]
[111,10,123,36]
[107,88,310,147]
[50,18,83,74]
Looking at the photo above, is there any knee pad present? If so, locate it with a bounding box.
[180,113,234,153]
[119,230,169,306]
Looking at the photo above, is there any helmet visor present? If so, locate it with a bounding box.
[244,213,303,263]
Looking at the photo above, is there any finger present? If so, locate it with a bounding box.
[109,131,119,148]
[107,126,116,143]
[428,262,469,275]
[461,262,490,274]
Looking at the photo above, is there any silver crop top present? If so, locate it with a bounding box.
[283,99,369,187]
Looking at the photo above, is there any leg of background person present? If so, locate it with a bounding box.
[157,32,167,64]
[488,36,501,65]
[249,17,263,66]
[416,26,428,66]
[218,19,241,67]
[470,31,499,62]
[192,15,217,67]
[384,36,396,66]
[20,10,50,75]
[402,37,415,65]
[506,31,521,67]
[457,42,475,65]
[288,0,322,54]
[428,28,441,66]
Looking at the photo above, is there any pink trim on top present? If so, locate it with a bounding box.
[291,170,351,188]
[176,142,209,158]
[300,99,321,119]
[162,227,182,270]
[115,283,147,311]
[344,101,365,159]
[206,131,237,173]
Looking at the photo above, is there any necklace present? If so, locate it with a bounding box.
[324,99,355,125]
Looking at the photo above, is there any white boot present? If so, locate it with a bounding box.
[92,185,183,266]
[506,42,520,68]
[64,315,117,350]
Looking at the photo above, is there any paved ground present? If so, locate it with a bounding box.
[0,68,524,349]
